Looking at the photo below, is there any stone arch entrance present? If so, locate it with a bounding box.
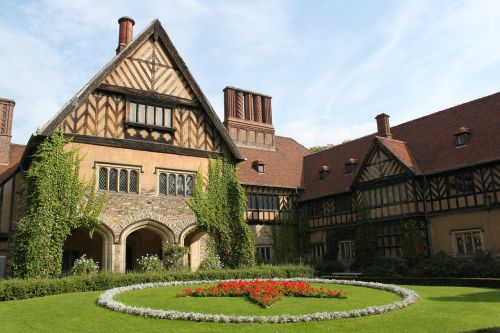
[120,220,174,272]
[62,225,113,272]
[181,227,209,271]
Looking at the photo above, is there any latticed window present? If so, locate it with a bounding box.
[97,165,139,194]
[158,171,195,197]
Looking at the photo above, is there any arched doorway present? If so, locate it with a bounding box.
[62,227,103,272]
[125,228,163,271]
[183,229,209,271]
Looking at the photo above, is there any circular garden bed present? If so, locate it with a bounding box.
[98,278,419,323]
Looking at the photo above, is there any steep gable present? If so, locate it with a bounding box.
[38,19,244,160]
[357,144,406,183]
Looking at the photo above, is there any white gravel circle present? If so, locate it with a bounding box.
[97,278,419,323]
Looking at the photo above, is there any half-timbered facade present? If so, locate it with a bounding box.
[0,17,499,277]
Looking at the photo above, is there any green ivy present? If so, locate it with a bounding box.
[11,132,107,278]
[189,156,255,268]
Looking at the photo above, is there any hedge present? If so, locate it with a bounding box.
[0,264,313,301]
[321,276,500,289]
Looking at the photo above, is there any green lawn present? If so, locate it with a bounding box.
[0,284,499,333]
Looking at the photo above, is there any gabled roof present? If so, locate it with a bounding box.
[237,136,310,189]
[301,91,500,201]
[0,144,25,184]
[37,19,244,161]
[376,137,421,174]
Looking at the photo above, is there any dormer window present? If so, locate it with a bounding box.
[344,158,358,175]
[253,160,265,173]
[319,165,331,180]
[454,127,471,147]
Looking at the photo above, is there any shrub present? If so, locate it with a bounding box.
[417,253,500,278]
[136,254,163,273]
[162,243,188,270]
[70,255,99,276]
[314,260,345,275]
[198,255,223,270]
[0,264,314,301]
[356,257,409,277]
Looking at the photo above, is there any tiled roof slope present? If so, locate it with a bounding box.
[0,144,25,184]
[237,136,310,188]
[301,92,500,201]
[377,137,421,174]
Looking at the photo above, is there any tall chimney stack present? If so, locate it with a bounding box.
[375,113,391,138]
[0,98,15,165]
[223,87,275,150]
[116,17,135,54]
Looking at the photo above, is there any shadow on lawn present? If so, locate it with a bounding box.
[461,328,500,333]
[430,289,500,303]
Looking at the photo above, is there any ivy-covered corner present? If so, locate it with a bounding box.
[189,155,255,268]
[11,132,107,279]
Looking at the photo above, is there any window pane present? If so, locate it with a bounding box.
[455,234,465,255]
[464,232,473,255]
[98,168,108,190]
[159,173,167,195]
[109,169,118,191]
[129,103,137,122]
[186,175,194,196]
[129,171,138,193]
[119,169,128,192]
[138,104,146,123]
[146,105,154,125]
[168,174,176,195]
[473,232,482,252]
[155,107,163,126]
[164,108,172,127]
[177,175,185,195]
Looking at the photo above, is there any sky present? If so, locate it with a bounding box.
[2,0,500,148]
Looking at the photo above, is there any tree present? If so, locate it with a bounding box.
[189,156,255,268]
[12,132,107,278]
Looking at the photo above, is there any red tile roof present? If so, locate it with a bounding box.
[237,136,310,188]
[301,92,500,201]
[0,144,25,184]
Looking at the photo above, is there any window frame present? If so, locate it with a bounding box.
[126,100,174,129]
[255,245,272,263]
[452,229,484,257]
[96,163,141,194]
[156,168,196,197]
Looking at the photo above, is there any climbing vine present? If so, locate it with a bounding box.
[189,156,255,268]
[12,132,107,278]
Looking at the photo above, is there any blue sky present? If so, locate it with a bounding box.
[2,0,500,147]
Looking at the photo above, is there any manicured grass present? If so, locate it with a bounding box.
[1,285,499,332]
[115,283,399,316]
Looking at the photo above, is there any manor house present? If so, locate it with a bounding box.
[0,18,498,276]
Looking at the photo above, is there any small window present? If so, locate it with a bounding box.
[256,246,272,263]
[97,165,139,194]
[319,170,326,180]
[128,101,172,127]
[345,163,353,174]
[454,127,471,147]
[338,240,355,260]
[252,160,265,173]
[312,243,326,259]
[453,230,483,256]
[257,164,265,173]
[158,171,195,197]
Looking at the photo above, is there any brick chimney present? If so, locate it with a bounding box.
[375,113,391,138]
[0,98,15,165]
[116,17,135,54]
[223,87,275,150]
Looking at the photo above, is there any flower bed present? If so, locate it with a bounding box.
[177,280,347,308]
[98,278,419,323]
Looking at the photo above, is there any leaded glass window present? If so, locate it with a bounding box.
[97,165,139,194]
[168,174,176,195]
[186,175,194,196]
[98,168,108,190]
[109,169,118,191]
[159,173,167,195]
[129,170,138,193]
[177,175,185,196]
[119,169,128,192]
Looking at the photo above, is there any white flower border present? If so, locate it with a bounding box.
[97,278,419,323]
